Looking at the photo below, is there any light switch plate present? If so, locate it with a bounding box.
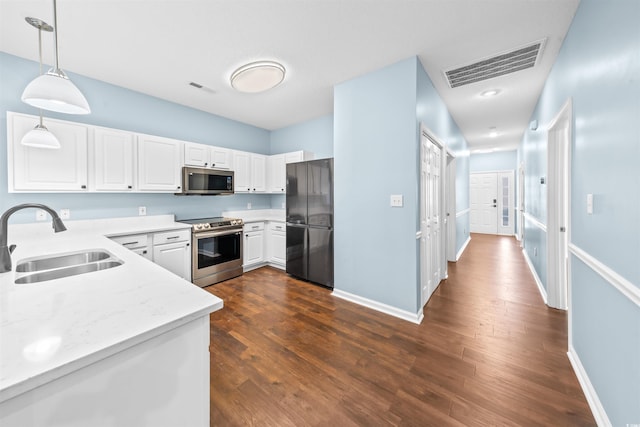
[390,194,403,207]
[138,206,146,216]
[60,209,70,220]
[36,209,47,221]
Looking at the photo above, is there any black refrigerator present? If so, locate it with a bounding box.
[286,158,334,288]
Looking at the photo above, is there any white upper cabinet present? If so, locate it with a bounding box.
[233,150,266,193]
[210,146,232,170]
[8,112,88,192]
[184,142,232,170]
[184,142,209,167]
[267,151,314,193]
[93,127,134,191]
[137,134,183,192]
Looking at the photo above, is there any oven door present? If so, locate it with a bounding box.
[192,228,243,284]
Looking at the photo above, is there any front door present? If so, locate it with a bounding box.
[470,172,498,234]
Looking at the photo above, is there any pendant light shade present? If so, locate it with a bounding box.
[22,69,90,114]
[21,0,90,115]
[21,124,61,149]
[21,16,61,149]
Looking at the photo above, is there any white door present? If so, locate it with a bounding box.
[497,171,515,236]
[470,172,498,234]
[547,99,572,310]
[420,128,443,307]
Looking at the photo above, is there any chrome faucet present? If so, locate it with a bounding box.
[0,203,67,273]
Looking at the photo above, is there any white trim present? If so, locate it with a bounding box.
[522,248,547,304]
[569,244,640,307]
[567,346,612,427]
[523,212,547,232]
[456,236,471,261]
[456,208,470,218]
[331,289,424,324]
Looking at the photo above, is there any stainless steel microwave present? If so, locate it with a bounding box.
[177,167,234,195]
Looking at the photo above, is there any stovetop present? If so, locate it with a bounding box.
[177,216,243,232]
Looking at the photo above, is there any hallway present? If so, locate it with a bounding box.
[206,234,595,426]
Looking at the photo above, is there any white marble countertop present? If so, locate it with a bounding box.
[223,209,285,223]
[0,215,222,403]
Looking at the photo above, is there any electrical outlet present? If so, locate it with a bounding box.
[247,203,252,210]
[281,202,285,209]
[138,206,146,216]
[586,193,593,214]
[60,209,70,220]
[36,209,48,221]
[390,194,403,207]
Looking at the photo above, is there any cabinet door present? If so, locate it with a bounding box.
[94,128,134,191]
[268,154,286,193]
[153,241,191,280]
[9,113,88,192]
[137,135,183,192]
[184,142,210,167]
[251,154,267,192]
[232,150,251,192]
[210,146,231,169]
[244,231,264,267]
[270,228,286,266]
[131,247,153,261]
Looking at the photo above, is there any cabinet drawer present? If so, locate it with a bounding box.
[243,222,264,232]
[269,222,285,232]
[110,233,148,249]
[153,229,190,245]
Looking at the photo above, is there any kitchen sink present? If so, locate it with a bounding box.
[14,249,124,284]
[16,250,112,272]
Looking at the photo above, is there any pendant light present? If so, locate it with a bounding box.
[21,17,61,149]
[21,0,90,115]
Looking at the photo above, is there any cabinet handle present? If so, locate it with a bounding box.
[166,236,180,240]
[186,243,190,247]
[177,186,181,189]
[81,185,87,189]
[204,162,208,166]
[142,250,147,254]
[252,226,259,230]
[123,241,139,246]
[127,185,132,189]
[212,163,216,167]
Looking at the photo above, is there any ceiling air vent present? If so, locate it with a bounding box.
[444,39,545,88]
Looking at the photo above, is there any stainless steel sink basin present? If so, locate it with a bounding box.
[16,250,112,272]
[14,249,124,284]
[15,261,123,284]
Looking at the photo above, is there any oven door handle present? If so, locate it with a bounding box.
[195,229,242,239]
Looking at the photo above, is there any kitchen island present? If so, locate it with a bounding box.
[0,216,222,427]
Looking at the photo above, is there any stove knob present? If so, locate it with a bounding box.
[194,224,202,230]
[203,223,211,229]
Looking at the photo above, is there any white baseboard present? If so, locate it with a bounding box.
[456,236,471,261]
[522,248,547,304]
[567,346,611,427]
[331,289,424,324]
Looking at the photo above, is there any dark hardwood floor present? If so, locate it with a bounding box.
[205,234,595,426]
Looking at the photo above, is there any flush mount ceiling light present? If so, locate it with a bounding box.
[480,89,501,97]
[21,17,60,149]
[21,0,90,115]
[230,61,285,93]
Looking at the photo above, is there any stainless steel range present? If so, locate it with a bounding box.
[178,217,244,287]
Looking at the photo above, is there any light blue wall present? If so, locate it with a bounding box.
[416,59,470,259]
[334,56,468,314]
[0,52,273,223]
[470,150,517,173]
[520,0,640,424]
[270,114,333,159]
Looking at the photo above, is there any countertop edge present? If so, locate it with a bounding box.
[0,300,222,404]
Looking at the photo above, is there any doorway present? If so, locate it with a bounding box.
[546,99,572,310]
[470,171,514,235]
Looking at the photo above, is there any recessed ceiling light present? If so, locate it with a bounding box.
[480,89,501,97]
[489,127,498,138]
[230,61,285,93]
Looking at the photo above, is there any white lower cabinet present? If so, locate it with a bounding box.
[243,222,265,271]
[267,222,286,268]
[110,229,191,281]
[152,230,191,281]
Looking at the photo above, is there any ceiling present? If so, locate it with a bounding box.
[0,0,580,152]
